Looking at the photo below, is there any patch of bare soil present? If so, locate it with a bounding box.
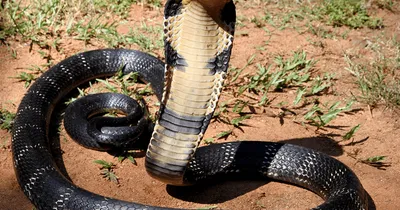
[1,1,400,210]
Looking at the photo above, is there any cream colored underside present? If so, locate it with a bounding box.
[162,0,232,118]
[147,0,233,183]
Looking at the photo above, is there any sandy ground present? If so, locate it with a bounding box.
[1,1,400,209]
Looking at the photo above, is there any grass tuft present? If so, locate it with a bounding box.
[0,108,16,132]
[94,159,119,183]
[345,36,400,108]
[309,0,384,29]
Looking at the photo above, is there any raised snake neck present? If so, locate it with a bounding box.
[11,0,369,209]
[146,0,235,185]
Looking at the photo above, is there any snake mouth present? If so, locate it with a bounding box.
[145,0,236,185]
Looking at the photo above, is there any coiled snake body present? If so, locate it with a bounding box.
[12,0,368,209]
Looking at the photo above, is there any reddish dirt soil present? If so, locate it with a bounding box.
[1,1,400,210]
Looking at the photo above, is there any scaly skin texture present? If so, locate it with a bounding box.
[12,49,171,209]
[145,0,235,185]
[11,0,369,209]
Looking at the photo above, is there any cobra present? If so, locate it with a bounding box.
[11,0,369,209]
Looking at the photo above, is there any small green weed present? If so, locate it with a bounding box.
[293,73,334,106]
[229,54,257,83]
[1,0,162,55]
[12,65,47,88]
[203,130,233,145]
[373,0,397,11]
[306,22,335,39]
[95,68,153,99]
[13,72,36,88]
[124,28,162,52]
[203,137,215,145]
[65,87,87,105]
[345,39,400,108]
[302,100,354,128]
[96,78,119,93]
[93,0,138,18]
[117,152,137,165]
[71,18,119,45]
[231,115,251,127]
[361,155,391,169]
[140,0,162,8]
[348,149,391,170]
[93,159,119,183]
[0,108,15,132]
[240,50,315,95]
[273,50,315,91]
[309,0,383,29]
[233,50,324,106]
[215,130,233,139]
[343,124,361,140]
[208,98,253,143]
[259,8,304,30]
